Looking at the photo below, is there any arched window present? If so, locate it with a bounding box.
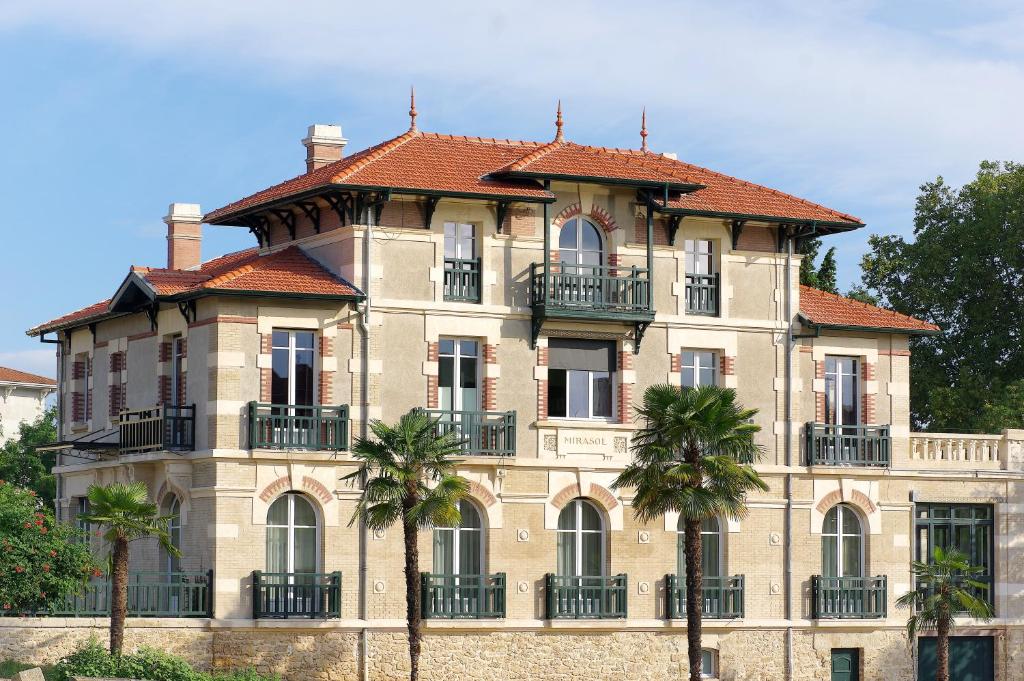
[267,493,319,575]
[678,516,722,579]
[557,498,605,577]
[558,218,603,271]
[161,495,182,574]
[822,504,862,577]
[433,500,484,575]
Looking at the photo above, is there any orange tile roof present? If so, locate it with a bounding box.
[0,366,56,386]
[206,129,863,228]
[799,285,939,334]
[28,247,361,335]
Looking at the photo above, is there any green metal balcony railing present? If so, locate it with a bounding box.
[666,574,744,619]
[421,573,506,619]
[417,409,516,456]
[805,423,891,467]
[530,263,653,319]
[685,273,719,316]
[248,402,349,451]
[252,571,341,619]
[812,576,887,619]
[444,257,481,303]
[4,571,212,618]
[545,574,627,619]
[119,404,196,454]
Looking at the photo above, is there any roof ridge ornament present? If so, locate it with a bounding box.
[409,86,418,132]
[554,99,564,143]
[640,108,649,153]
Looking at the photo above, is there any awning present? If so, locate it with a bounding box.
[37,427,119,453]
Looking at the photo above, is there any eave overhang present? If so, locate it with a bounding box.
[796,312,942,337]
[652,206,864,235]
[492,170,705,193]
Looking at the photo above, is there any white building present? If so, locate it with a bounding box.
[0,366,56,444]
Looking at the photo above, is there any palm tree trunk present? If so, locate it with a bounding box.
[402,508,422,681]
[936,614,950,681]
[684,518,703,681]
[109,536,129,656]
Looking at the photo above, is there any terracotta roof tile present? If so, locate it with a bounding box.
[799,285,939,333]
[206,129,862,227]
[28,247,360,335]
[0,366,56,386]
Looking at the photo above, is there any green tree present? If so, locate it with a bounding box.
[0,407,58,504]
[816,247,838,294]
[896,546,993,681]
[0,479,96,614]
[844,286,879,306]
[612,385,767,681]
[343,411,467,681]
[798,237,821,288]
[859,161,1024,431]
[81,482,178,656]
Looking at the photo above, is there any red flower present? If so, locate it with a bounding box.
[34,519,43,526]
[92,568,102,577]
[23,522,31,529]
[15,565,24,573]
[39,527,48,534]
[28,491,36,497]
[2,604,9,610]
[42,564,50,572]
[49,550,57,557]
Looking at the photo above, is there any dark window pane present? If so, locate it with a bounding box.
[559,219,577,249]
[271,348,289,405]
[272,330,289,348]
[439,357,454,389]
[580,221,601,251]
[439,339,455,356]
[460,357,478,389]
[295,332,315,350]
[548,369,567,417]
[592,372,612,418]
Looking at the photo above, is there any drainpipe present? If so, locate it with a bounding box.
[357,205,374,681]
[783,230,794,681]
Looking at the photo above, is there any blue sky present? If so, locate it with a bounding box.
[1,0,1022,377]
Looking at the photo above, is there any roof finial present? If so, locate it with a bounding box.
[554,99,564,142]
[409,86,418,132]
[640,108,649,152]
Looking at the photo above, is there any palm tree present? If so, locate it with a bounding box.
[612,384,767,681]
[81,481,178,655]
[343,410,467,681]
[896,546,993,681]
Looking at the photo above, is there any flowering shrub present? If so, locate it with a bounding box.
[53,641,279,681]
[0,479,96,614]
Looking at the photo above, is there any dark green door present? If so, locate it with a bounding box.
[831,648,859,681]
[918,637,993,681]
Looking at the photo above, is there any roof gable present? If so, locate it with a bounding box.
[798,285,939,334]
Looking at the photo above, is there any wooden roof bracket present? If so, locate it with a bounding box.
[495,200,512,234]
[295,201,321,234]
[422,196,440,229]
[730,219,746,250]
[270,209,297,241]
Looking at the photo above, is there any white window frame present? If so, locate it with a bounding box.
[266,492,321,575]
[271,330,318,408]
[822,504,864,578]
[443,222,476,260]
[684,239,715,275]
[433,499,485,576]
[163,495,182,574]
[700,648,718,679]
[438,338,481,413]
[681,350,718,389]
[547,369,616,422]
[824,356,860,426]
[556,498,606,577]
[170,336,185,406]
[558,217,604,270]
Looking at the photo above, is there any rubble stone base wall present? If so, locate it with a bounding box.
[2,622,1010,681]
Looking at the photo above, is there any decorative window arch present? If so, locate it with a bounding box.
[161,494,182,574]
[678,516,723,578]
[266,492,320,574]
[558,217,604,270]
[822,503,863,577]
[556,498,605,577]
[433,499,485,575]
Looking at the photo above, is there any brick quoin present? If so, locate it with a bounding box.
[618,351,634,424]
[319,371,334,405]
[319,336,334,358]
[159,342,171,363]
[720,356,736,376]
[537,345,549,420]
[71,392,84,422]
[483,377,498,411]
[426,376,439,409]
[670,353,681,373]
[260,334,273,402]
[159,375,171,405]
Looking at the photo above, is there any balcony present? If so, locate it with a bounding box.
[666,574,744,619]
[805,423,890,467]
[418,409,516,456]
[421,573,506,619]
[545,574,627,619]
[812,576,887,619]
[252,571,341,619]
[444,257,481,303]
[530,262,653,321]
[248,403,349,451]
[685,273,719,316]
[3,571,212,618]
[118,404,195,454]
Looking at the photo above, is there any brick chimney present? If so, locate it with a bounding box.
[302,124,347,172]
[164,203,202,270]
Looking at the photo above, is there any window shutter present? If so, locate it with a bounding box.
[547,339,616,372]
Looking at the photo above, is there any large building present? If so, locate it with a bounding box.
[11,104,1024,681]
[0,366,56,444]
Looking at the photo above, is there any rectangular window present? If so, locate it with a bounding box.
[76,497,91,538]
[916,504,993,606]
[171,336,185,406]
[684,239,714,275]
[681,351,717,388]
[444,222,475,260]
[547,339,615,420]
[84,356,92,421]
[271,330,316,408]
[824,356,859,425]
[438,339,479,412]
